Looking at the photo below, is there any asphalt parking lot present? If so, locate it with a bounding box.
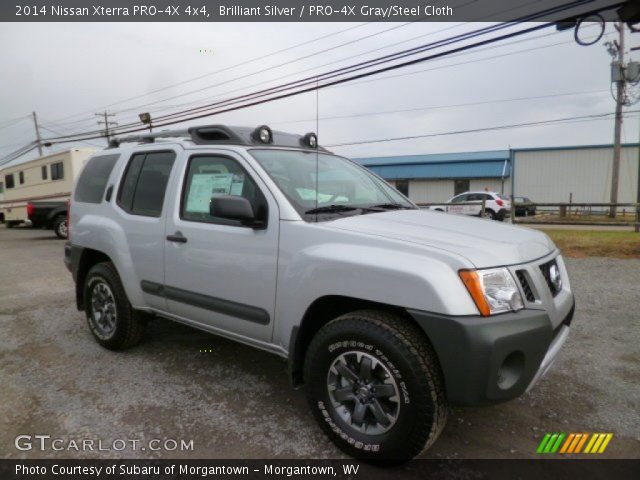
[1,227,638,459]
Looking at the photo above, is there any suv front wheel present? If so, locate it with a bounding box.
[304,310,447,461]
[83,262,147,350]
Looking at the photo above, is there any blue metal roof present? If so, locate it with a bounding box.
[354,150,511,180]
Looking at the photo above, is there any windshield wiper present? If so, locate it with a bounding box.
[305,205,359,215]
[365,203,412,210]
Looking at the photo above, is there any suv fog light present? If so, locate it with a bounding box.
[459,268,524,316]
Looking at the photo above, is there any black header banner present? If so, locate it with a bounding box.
[1,0,626,22]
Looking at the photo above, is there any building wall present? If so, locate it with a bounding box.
[513,146,639,203]
[408,179,454,203]
[407,178,510,203]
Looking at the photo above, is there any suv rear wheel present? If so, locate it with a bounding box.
[304,310,447,461]
[83,262,147,350]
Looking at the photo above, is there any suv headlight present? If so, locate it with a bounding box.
[459,268,524,316]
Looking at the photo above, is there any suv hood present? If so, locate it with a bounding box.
[327,209,555,268]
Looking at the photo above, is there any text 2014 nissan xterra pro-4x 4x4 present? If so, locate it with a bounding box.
[64,125,574,461]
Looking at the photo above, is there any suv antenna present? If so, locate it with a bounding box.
[315,77,319,222]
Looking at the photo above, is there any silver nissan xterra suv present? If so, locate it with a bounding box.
[64,125,575,461]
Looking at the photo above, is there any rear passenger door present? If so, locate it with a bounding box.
[162,151,279,343]
[115,150,177,312]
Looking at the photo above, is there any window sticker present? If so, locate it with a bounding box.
[186,173,233,213]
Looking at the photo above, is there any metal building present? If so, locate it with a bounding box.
[355,143,639,205]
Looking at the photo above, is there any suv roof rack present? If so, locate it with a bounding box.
[108,124,328,152]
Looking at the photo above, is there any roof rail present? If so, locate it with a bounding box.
[108,129,189,148]
[108,124,327,151]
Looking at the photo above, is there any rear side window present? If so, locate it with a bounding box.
[5,174,14,189]
[74,154,120,204]
[117,151,175,217]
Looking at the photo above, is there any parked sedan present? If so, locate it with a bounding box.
[513,196,536,217]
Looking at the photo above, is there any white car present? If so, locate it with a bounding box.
[429,191,511,221]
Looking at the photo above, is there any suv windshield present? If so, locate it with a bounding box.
[250,149,414,220]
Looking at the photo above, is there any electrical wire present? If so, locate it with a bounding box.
[47,22,374,124]
[326,110,638,147]
[39,1,624,144]
[271,89,610,125]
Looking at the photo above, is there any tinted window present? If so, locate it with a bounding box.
[74,154,120,204]
[51,162,64,180]
[41,165,48,180]
[181,155,266,226]
[5,174,14,189]
[117,151,175,217]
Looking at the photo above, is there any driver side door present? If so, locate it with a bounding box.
[162,151,279,343]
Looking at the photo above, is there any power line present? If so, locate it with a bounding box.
[0,115,30,130]
[271,89,610,125]
[103,0,602,127]
[326,110,639,147]
[43,22,557,140]
[47,22,374,124]
[40,1,623,144]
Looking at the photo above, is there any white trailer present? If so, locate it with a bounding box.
[0,148,95,226]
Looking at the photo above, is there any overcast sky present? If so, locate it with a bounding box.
[1,19,638,165]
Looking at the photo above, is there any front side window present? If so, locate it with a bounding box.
[117,151,175,217]
[51,162,64,180]
[5,174,14,189]
[74,154,120,204]
[181,155,267,226]
[250,149,413,220]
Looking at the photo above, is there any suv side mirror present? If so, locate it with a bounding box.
[210,195,259,226]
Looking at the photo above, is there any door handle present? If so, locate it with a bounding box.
[166,232,188,243]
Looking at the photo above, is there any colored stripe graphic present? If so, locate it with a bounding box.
[537,433,552,453]
[538,433,613,454]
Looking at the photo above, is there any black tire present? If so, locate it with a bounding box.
[53,216,68,239]
[83,262,146,350]
[484,209,496,220]
[304,310,447,462]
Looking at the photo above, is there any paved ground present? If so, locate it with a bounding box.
[0,227,638,459]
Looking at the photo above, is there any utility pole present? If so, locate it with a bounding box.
[32,111,43,157]
[610,22,626,218]
[95,111,118,145]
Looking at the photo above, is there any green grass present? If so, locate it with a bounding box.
[541,229,640,259]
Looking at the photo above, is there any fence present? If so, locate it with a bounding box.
[417,200,640,231]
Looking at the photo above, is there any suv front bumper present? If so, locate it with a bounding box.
[408,302,574,406]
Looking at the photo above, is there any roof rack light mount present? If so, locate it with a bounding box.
[108,124,327,151]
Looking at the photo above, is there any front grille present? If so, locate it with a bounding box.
[540,259,561,297]
[516,270,535,301]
